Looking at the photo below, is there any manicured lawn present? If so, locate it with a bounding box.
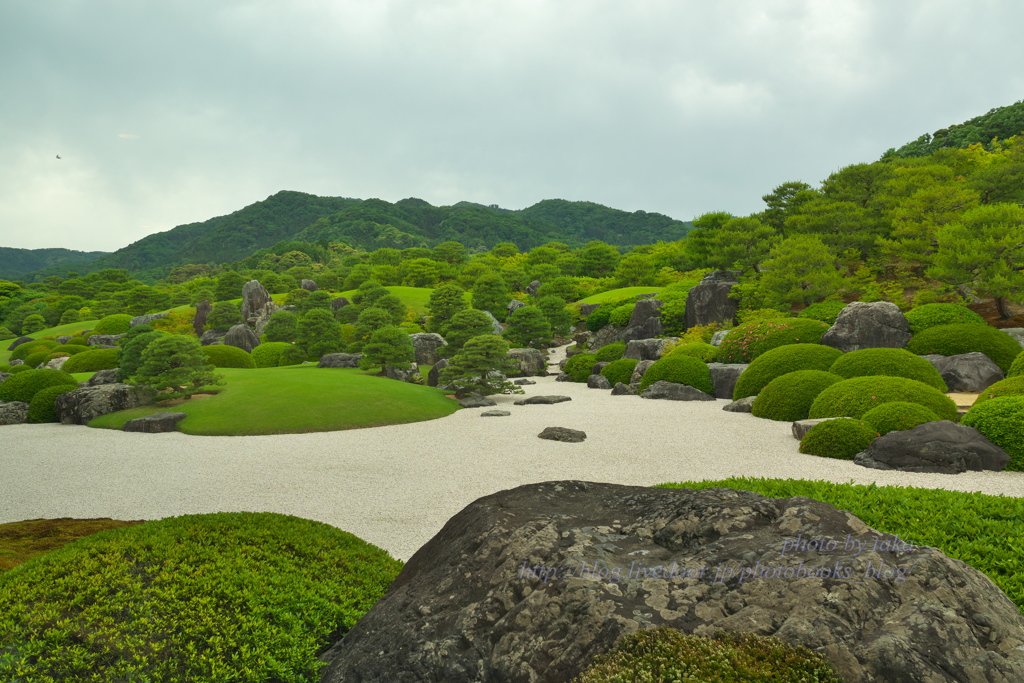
[88,365,460,435]
[336,286,436,315]
[2,319,101,346]
[577,286,664,305]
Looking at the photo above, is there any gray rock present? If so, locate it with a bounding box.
[722,396,756,412]
[710,329,730,346]
[193,300,212,337]
[199,330,225,346]
[384,365,420,383]
[792,417,842,439]
[240,280,273,322]
[459,396,497,408]
[622,316,663,343]
[0,372,9,385]
[249,300,281,338]
[507,348,547,377]
[0,401,29,425]
[685,274,739,328]
[44,356,70,370]
[538,426,586,442]
[55,384,156,425]
[318,353,363,369]
[330,297,350,311]
[564,347,583,359]
[707,363,748,399]
[130,312,168,327]
[624,338,676,361]
[627,298,662,329]
[507,299,527,314]
[854,421,1010,474]
[409,333,447,366]
[122,412,188,433]
[513,378,536,386]
[554,372,570,382]
[640,380,716,401]
[317,480,1024,683]
[480,410,511,417]
[821,301,911,353]
[300,279,318,292]
[588,323,628,350]
[591,361,610,376]
[426,358,449,388]
[223,324,260,353]
[481,310,504,334]
[629,359,655,385]
[514,395,572,405]
[56,336,72,344]
[1001,327,1024,348]
[9,359,23,366]
[587,374,612,389]
[87,368,120,386]
[88,334,122,346]
[702,269,744,283]
[578,303,601,317]
[610,382,636,395]
[923,352,1004,393]
[525,280,541,297]
[7,336,34,351]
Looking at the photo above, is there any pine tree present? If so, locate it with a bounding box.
[438,335,522,398]
[296,309,344,359]
[505,306,552,348]
[443,309,497,355]
[131,335,223,398]
[471,273,511,321]
[426,284,468,334]
[359,327,415,373]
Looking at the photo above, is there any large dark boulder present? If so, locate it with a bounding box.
[409,333,446,366]
[623,338,676,361]
[610,382,635,395]
[922,352,1004,393]
[330,297,350,311]
[623,318,663,343]
[507,299,527,315]
[587,374,612,389]
[223,324,260,353]
[426,358,449,388]
[318,481,1024,683]
[708,362,748,399]
[854,420,1010,474]
[640,380,715,401]
[86,368,120,386]
[588,324,627,350]
[300,279,318,292]
[627,298,662,329]
[507,348,546,377]
[130,312,168,327]
[525,280,541,297]
[199,330,225,346]
[821,301,911,353]
[55,384,156,425]
[578,303,601,317]
[685,271,740,328]
[7,336,34,351]
[317,353,362,369]
[630,359,655,385]
[459,395,497,408]
[240,279,273,322]
[122,412,188,433]
[0,401,29,425]
[193,300,212,336]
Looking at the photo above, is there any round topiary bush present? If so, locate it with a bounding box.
[808,376,958,421]
[732,343,844,400]
[717,318,831,364]
[861,401,942,436]
[797,300,847,325]
[907,323,1021,373]
[10,339,59,361]
[667,342,718,362]
[1008,351,1024,379]
[0,368,78,403]
[973,375,1024,407]
[0,512,403,683]
[23,350,51,369]
[584,302,619,332]
[905,303,986,333]
[594,342,626,362]
[800,418,879,459]
[9,365,31,374]
[252,341,293,368]
[751,370,845,422]
[278,344,310,366]
[27,384,77,423]
[828,347,947,391]
[575,627,842,683]
[600,358,639,386]
[638,355,713,394]
[93,314,133,335]
[46,345,87,359]
[61,349,119,373]
[564,352,598,382]
[961,396,1024,471]
[201,344,257,369]
[64,336,90,346]
[608,303,636,327]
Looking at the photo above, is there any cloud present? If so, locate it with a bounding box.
[117,134,140,139]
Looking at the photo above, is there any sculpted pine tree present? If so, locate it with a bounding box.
[471,273,511,322]
[443,309,497,355]
[351,307,394,352]
[296,309,344,359]
[359,327,415,374]
[439,335,523,398]
[505,306,552,349]
[131,335,223,399]
[426,284,468,334]
[537,295,573,338]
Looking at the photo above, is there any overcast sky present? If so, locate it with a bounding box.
[2,1,1022,252]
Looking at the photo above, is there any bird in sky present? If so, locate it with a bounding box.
[56,155,61,159]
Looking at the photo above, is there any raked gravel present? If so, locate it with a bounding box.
[2,347,1022,561]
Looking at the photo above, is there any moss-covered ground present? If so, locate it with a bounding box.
[0,518,142,575]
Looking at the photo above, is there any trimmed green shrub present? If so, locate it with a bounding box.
[907,323,1021,373]
[797,300,847,325]
[828,347,947,391]
[278,345,310,366]
[717,318,831,363]
[608,303,635,327]
[1008,350,1024,378]
[27,385,77,423]
[116,324,156,348]
[600,358,639,386]
[0,365,10,373]
[961,396,1024,471]
[973,375,1024,407]
[45,345,87,359]
[10,340,59,361]
[116,331,167,382]
[61,349,119,373]
[862,401,942,436]
[809,376,958,421]
[564,352,598,382]
[638,355,713,394]
[905,303,986,333]
[251,341,293,368]
[800,418,879,459]
[93,314,133,335]
[9,365,31,374]
[0,512,402,683]
[585,302,622,331]
[751,370,844,422]
[0,368,78,403]
[733,344,844,399]
[201,344,257,369]
[667,342,718,362]
[594,342,626,362]
[65,336,90,346]
[575,627,842,683]
[23,351,50,369]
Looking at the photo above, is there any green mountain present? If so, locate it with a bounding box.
[885,99,1024,158]
[0,247,109,280]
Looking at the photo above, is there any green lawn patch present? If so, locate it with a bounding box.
[336,286,435,315]
[656,477,1024,614]
[3,319,101,343]
[87,365,459,435]
[577,286,664,305]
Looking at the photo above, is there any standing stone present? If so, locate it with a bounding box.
[240,280,273,323]
[578,303,601,318]
[223,324,260,353]
[507,299,527,315]
[130,312,169,327]
[821,301,911,353]
[300,279,318,292]
[922,353,1004,393]
[7,336,34,351]
[250,301,280,338]
[525,280,541,297]
[330,297,351,311]
[685,271,740,329]
[507,348,546,377]
[193,300,212,337]
[426,358,449,388]
[409,333,447,366]
[707,363,749,399]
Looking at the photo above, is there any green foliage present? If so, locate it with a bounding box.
[505,306,552,349]
[214,270,248,302]
[64,336,90,346]
[973,376,1024,409]
[536,295,573,337]
[0,512,402,683]
[20,314,47,335]
[594,342,626,362]
[9,365,30,374]
[277,345,310,366]
[809,376,958,421]
[800,418,879,459]
[93,314,133,335]
[887,99,1024,157]
[116,331,167,382]
[263,310,299,343]
[904,303,986,333]
[862,401,942,436]
[752,370,844,422]
[828,347,947,391]
[117,324,156,347]
[23,350,50,369]
[599,358,638,386]
[438,335,522,397]
[757,235,847,306]
[251,341,293,368]
[564,353,598,382]
[359,327,414,372]
[296,309,344,359]
[296,290,332,315]
[608,303,636,327]
[201,344,257,369]
[442,309,497,355]
[638,355,713,394]
[371,294,407,326]
[574,627,842,683]
[667,342,718,362]
[717,319,831,364]
[584,302,620,331]
[797,300,847,325]
[1008,351,1024,379]
[26,385,77,423]
[535,277,582,302]
[10,340,59,361]
[205,302,244,333]
[426,284,468,334]
[961,396,1024,471]
[0,368,78,403]
[131,335,223,398]
[61,349,119,373]
[470,272,511,321]
[907,323,1021,373]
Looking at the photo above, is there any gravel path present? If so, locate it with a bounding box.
[2,347,1022,560]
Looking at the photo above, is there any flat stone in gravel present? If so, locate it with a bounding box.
[586,374,611,389]
[514,395,572,405]
[610,382,635,395]
[513,378,535,385]
[792,417,841,440]
[480,410,511,417]
[123,412,188,433]
[722,396,756,413]
[537,427,586,442]
[640,380,715,401]
[458,396,497,408]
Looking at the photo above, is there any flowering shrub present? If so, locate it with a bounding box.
[717,319,830,364]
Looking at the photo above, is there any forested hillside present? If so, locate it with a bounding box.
[0,247,109,280]
[885,100,1024,158]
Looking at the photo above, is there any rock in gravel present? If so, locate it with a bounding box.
[821,301,911,352]
[459,396,497,408]
[317,481,1024,683]
[554,372,571,382]
[708,362,748,399]
[610,382,636,395]
[0,401,29,425]
[538,427,586,442]
[722,396,756,413]
[791,417,841,439]
[854,420,1010,474]
[514,395,572,405]
[640,380,715,401]
[587,374,612,390]
[480,410,511,417]
[122,412,188,433]
[922,352,1004,393]
[630,359,655,385]
[513,378,536,385]
[55,384,156,425]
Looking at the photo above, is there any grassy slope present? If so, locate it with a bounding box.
[336,286,435,315]
[88,365,459,435]
[578,286,664,305]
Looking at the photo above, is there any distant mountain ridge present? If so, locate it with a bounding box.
[0,246,110,280]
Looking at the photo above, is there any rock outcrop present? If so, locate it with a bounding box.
[122,412,188,433]
[223,324,260,353]
[854,421,1010,474]
[317,353,363,369]
[55,384,156,425]
[0,401,29,425]
[409,333,447,366]
[193,300,212,336]
[300,279,318,292]
[821,301,911,353]
[923,352,1004,393]
[507,348,547,377]
[640,380,715,401]
[685,270,740,328]
[240,280,273,322]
